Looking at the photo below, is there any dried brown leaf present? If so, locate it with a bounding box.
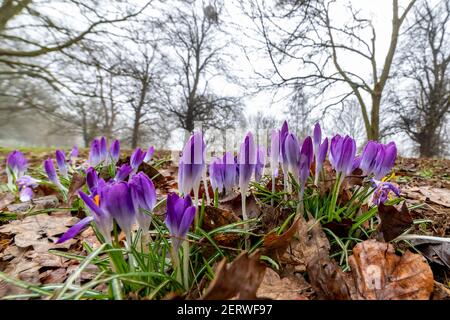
[201,251,266,300]
[349,240,434,300]
[377,202,413,242]
[256,268,309,300]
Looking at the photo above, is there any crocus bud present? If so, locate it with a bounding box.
[223,152,237,193]
[284,133,300,178]
[88,139,101,167]
[299,136,313,186]
[6,150,28,180]
[359,141,380,175]
[329,135,356,177]
[100,137,108,163]
[209,157,224,192]
[130,172,157,231]
[316,138,328,174]
[55,150,68,178]
[44,158,61,187]
[178,132,206,195]
[130,148,146,171]
[279,121,289,164]
[86,167,99,193]
[313,123,322,157]
[69,145,79,161]
[270,130,280,177]
[165,193,196,251]
[238,132,257,190]
[114,164,133,182]
[144,146,155,163]
[110,140,120,163]
[255,147,266,182]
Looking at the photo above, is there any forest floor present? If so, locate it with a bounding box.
[0,147,449,300]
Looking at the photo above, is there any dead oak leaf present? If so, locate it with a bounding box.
[201,251,266,300]
[349,240,434,300]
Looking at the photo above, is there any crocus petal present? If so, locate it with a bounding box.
[299,136,313,184]
[317,138,328,171]
[284,133,300,176]
[102,182,136,235]
[55,150,68,178]
[279,121,289,163]
[115,164,132,182]
[110,140,120,163]
[100,137,108,162]
[19,187,33,202]
[223,152,237,193]
[209,157,224,192]
[238,132,257,189]
[313,123,322,156]
[130,148,146,170]
[69,145,79,159]
[57,216,94,244]
[86,167,99,193]
[129,172,156,212]
[144,146,155,163]
[375,142,397,179]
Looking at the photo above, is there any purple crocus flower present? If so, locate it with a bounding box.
[57,190,113,244]
[130,148,146,171]
[86,167,99,194]
[279,121,289,165]
[298,136,313,188]
[329,135,356,177]
[100,137,108,163]
[374,142,397,180]
[178,132,206,196]
[284,133,301,179]
[165,193,196,251]
[209,157,224,192]
[223,152,237,193]
[110,139,120,164]
[55,150,68,178]
[88,139,102,167]
[313,123,322,156]
[6,151,28,188]
[44,158,62,188]
[130,172,157,231]
[16,175,40,202]
[270,129,280,178]
[238,132,257,191]
[371,179,400,205]
[100,182,136,239]
[19,187,34,202]
[69,145,79,161]
[114,164,133,182]
[17,175,40,189]
[144,146,155,163]
[359,141,380,175]
[255,147,266,182]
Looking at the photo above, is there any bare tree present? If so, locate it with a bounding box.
[243,0,416,141]
[392,0,450,157]
[159,0,243,142]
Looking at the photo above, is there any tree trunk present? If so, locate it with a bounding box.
[369,93,381,141]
